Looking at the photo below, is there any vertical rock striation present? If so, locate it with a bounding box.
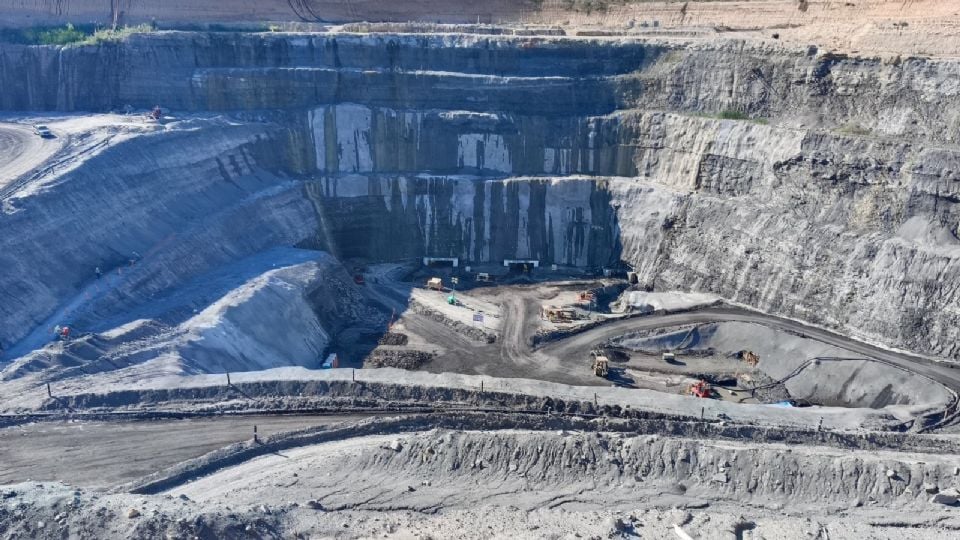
[2,32,960,362]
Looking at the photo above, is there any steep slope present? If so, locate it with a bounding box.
[1,31,959,365]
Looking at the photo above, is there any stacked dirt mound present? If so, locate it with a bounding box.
[366,349,434,370]
[378,332,409,346]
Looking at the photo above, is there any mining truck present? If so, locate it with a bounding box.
[592,356,609,377]
[590,350,610,378]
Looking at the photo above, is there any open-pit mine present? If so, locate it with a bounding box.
[3,1,960,539]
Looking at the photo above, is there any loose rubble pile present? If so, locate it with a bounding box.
[365,349,434,370]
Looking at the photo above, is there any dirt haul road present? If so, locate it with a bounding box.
[0,414,373,489]
[0,123,61,194]
[1,300,955,495]
[375,278,960,393]
[537,305,960,392]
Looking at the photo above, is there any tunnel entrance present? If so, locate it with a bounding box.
[423,257,459,268]
[505,259,539,274]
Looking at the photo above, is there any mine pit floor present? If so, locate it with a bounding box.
[350,271,946,413]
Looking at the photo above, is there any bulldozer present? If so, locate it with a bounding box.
[590,350,609,378]
[541,305,578,323]
[688,380,714,399]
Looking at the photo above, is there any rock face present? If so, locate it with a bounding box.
[0,248,372,381]
[302,175,622,267]
[169,253,362,372]
[0,119,316,355]
[2,31,960,364]
[4,33,960,142]
[0,1,539,27]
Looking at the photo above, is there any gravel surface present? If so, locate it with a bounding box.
[0,122,60,195]
[0,415,371,489]
[5,416,960,539]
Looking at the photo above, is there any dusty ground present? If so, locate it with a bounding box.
[6,417,960,539]
[0,415,372,489]
[0,122,61,195]
[1,12,959,536]
[2,276,958,539]
[0,114,166,206]
[534,0,960,58]
[3,270,950,429]
[351,270,959,413]
[4,1,960,58]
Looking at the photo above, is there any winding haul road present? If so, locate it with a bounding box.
[0,122,61,194]
[3,280,959,489]
[365,276,960,392]
[0,414,374,489]
[535,305,960,393]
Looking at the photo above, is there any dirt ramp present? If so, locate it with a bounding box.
[613,322,956,411]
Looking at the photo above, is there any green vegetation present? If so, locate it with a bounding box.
[35,23,88,45]
[0,23,155,46]
[0,23,90,45]
[83,24,155,45]
[837,123,872,137]
[697,110,769,125]
[717,110,751,121]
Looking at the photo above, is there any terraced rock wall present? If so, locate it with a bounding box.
[2,32,960,363]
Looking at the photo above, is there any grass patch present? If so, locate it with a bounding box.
[0,23,91,45]
[36,24,88,45]
[696,110,768,125]
[0,23,155,46]
[717,109,751,121]
[82,24,155,45]
[837,123,871,137]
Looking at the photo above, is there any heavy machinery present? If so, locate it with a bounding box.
[590,349,609,378]
[426,277,443,290]
[321,353,339,369]
[740,350,760,367]
[577,291,598,310]
[540,305,578,323]
[662,352,676,363]
[592,356,609,377]
[688,380,713,399]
